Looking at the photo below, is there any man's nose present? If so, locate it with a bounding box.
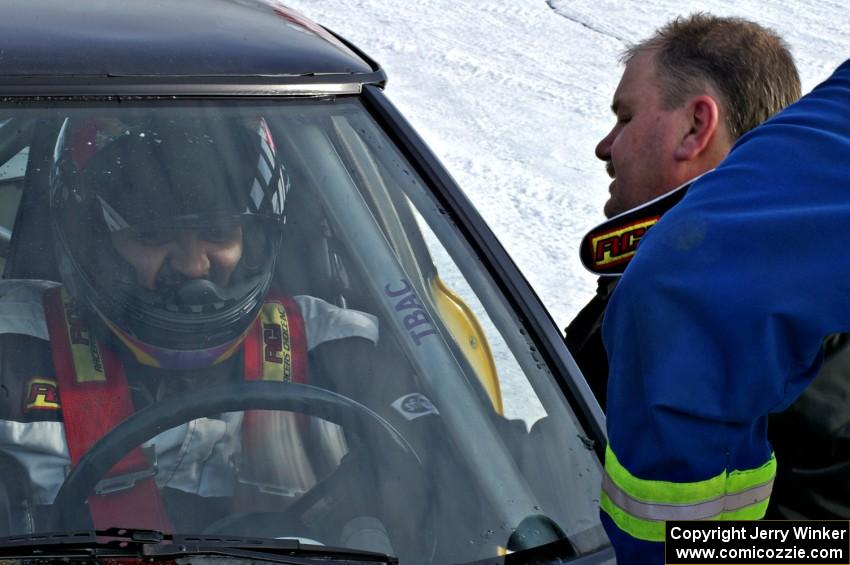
[595,128,614,161]
[168,233,211,279]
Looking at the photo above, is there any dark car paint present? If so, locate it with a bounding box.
[0,0,385,96]
[0,0,370,77]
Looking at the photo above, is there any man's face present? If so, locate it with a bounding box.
[110,223,243,290]
[596,50,694,218]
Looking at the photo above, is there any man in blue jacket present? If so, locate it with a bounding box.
[565,14,800,407]
[600,58,850,562]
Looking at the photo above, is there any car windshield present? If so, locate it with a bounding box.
[0,99,606,564]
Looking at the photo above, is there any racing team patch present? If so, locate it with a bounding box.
[579,178,695,276]
[588,217,659,271]
[391,393,439,421]
[25,377,60,411]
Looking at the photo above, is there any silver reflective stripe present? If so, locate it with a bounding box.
[0,419,69,504]
[0,279,60,340]
[601,472,774,521]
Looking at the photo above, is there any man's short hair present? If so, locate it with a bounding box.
[623,13,801,140]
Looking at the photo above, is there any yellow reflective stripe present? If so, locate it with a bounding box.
[727,456,777,495]
[601,493,772,543]
[605,445,775,505]
[605,444,719,504]
[601,445,776,542]
[603,472,772,520]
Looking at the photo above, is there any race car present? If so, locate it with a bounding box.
[0,1,612,563]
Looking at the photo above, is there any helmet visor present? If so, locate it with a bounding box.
[51,114,288,363]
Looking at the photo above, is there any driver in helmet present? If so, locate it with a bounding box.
[0,115,398,534]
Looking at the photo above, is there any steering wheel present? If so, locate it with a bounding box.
[48,382,425,542]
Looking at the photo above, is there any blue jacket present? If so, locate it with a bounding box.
[600,58,850,562]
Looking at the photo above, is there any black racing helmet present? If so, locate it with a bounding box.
[49,114,289,369]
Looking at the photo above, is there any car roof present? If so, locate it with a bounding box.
[0,0,384,96]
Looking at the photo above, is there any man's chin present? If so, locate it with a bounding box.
[603,199,620,219]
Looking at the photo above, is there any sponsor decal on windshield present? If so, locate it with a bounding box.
[385,279,438,346]
[391,393,439,421]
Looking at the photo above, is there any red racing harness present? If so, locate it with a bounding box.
[43,287,308,532]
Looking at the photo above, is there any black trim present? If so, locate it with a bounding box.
[360,85,606,460]
[323,28,388,88]
[0,71,387,98]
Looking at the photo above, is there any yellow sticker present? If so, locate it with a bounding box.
[260,303,292,382]
[62,290,106,382]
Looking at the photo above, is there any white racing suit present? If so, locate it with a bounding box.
[0,279,381,513]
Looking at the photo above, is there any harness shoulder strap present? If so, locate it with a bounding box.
[238,293,311,509]
[43,286,173,531]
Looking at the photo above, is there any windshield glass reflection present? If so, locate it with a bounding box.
[0,101,606,563]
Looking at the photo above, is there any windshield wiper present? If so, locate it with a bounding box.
[0,528,398,564]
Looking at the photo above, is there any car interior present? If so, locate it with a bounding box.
[0,102,608,563]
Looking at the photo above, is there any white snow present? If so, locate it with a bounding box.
[283,0,850,330]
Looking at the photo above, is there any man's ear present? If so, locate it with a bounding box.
[673,95,722,161]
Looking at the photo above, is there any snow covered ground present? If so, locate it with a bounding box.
[283,0,850,330]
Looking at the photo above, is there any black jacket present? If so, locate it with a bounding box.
[563,277,617,408]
